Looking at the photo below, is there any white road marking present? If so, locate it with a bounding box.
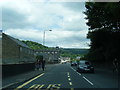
[68,78,71,81]
[70,66,94,86]
[83,76,94,86]
[70,67,81,75]
[70,67,76,72]
[67,72,70,76]
[68,75,70,78]
[76,72,81,75]
[69,82,72,86]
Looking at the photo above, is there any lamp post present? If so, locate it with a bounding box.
[43,30,52,46]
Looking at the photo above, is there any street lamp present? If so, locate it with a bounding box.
[43,30,52,46]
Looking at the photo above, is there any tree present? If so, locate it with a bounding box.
[84,2,120,62]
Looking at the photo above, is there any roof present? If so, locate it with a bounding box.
[3,33,30,48]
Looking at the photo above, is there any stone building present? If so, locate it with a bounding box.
[35,48,60,63]
[1,33,35,64]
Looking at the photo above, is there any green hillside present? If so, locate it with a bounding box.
[22,40,48,50]
[60,48,89,60]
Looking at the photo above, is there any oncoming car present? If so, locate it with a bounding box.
[71,61,77,66]
[76,60,94,73]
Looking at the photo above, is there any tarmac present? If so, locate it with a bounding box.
[2,64,58,89]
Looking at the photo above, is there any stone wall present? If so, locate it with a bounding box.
[2,63,35,78]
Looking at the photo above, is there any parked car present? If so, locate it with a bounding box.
[71,61,77,66]
[76,60,94,73]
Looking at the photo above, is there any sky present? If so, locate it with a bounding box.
[0,0,91,49]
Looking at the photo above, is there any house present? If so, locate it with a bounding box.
[35,48,60,63]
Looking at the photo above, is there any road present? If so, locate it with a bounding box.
[4,63,119,90]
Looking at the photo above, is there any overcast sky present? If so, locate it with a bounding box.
[0,0,90,48]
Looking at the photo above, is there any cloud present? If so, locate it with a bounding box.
[1,0,90,48]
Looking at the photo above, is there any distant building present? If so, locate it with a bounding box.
[1,33,35,64]
[35,48,60,63]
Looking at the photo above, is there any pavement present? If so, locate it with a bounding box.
[2,64,57,89]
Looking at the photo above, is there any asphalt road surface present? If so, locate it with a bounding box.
[4,63,119,90]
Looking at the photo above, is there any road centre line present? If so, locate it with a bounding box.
[68,78,71,81]
[67,72,70,76]
[68,75,70,78]
[69,82,72,86]
[83,76,94,86]
[14,73,45,90]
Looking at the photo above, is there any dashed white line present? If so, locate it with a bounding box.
[69,82,72,86]
[67,72,70,76]
[83,76,94,86]
[70,66,94,86]
[68,78,71,81]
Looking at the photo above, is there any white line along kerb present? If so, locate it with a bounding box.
[71,67,76,72]
[83,76,94,86]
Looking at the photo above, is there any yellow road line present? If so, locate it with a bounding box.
[27,84,36,90]
[14,73,44,90]
[47,84,52,89]
[35,84,40,89]
[71,88,74,90]
[38,84,45,90]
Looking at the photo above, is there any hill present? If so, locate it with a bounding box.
[22,40,48,50]
[60,48,89,59]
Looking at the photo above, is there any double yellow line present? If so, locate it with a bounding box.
[14,73,45,90]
